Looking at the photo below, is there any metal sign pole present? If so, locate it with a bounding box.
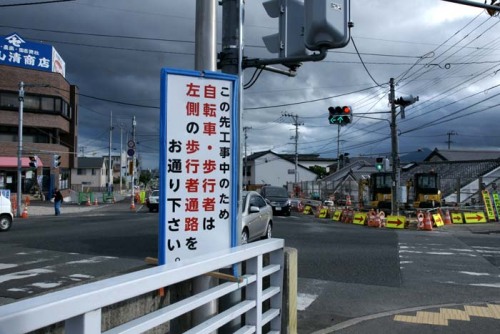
[17,82,24,217]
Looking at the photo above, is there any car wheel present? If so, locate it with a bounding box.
[264,223,272,239]
[0,215,12,232]
[241,229,249,244]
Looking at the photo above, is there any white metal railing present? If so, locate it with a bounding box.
[0,239,284,334]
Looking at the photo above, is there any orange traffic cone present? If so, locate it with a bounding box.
[367,209,376,227]
[94,197,98,206]
[444,209,452,225]
[21,205,28,218]
[130,199,136,210]
[86,197,91,206]
[346,195,352,207]
[417,210,424,229]
[422,211,433,231]
[379,211,386,227]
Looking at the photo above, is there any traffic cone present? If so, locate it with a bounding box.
[417,210,424,229]
[94,197,98,206]
[86,197,91,206]
[21,205,28,218]
[130,199,136,210]
[444,209,452,225]
[422,211,433,231]
[378,210,386,227]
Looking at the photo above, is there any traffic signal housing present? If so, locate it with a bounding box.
[328,105,352,126]
[53,154,61,168]
[28,156,37,169]
[375,157,384,171]
[262,0,307,58]
[304,0,351,50]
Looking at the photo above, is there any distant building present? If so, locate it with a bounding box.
[0,33,78,198]
[243,150,333,188]
[71,157,106,190]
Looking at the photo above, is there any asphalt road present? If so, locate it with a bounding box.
[274,213,500,333]
[1,202,500,333]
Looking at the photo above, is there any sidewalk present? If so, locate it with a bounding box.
[17,193,130,217]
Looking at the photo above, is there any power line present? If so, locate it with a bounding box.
[0,0,75,7]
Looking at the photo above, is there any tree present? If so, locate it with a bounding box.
[309,165,327,179]
[139,170,152,186]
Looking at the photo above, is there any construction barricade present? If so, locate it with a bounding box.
[78,192,95,205]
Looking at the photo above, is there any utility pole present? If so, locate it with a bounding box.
[192,0,219,331]
[389,78,419,215]
[337,125,341,171]
[390,78,399,215]
[119,124,123,193]
[16,82,24,217]
[446,130,458,149]
[108,111,113,192]
[243,126,252,187]
[219,1,244,332]
[283,113,303,185]
[130,116,136,209]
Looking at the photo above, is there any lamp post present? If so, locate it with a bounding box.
[16,82,25,217]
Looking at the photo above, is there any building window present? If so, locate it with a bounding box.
[0,90,71,119]
[0,92,19,109]
[77,169,86,175]
[41,96,55,111]
[92,169,97,175]
[24,95,40,110]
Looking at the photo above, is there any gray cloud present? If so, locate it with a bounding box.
[1,0,499,168]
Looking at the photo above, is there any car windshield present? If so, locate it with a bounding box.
[151,190,159,197]
[264,187,288,197]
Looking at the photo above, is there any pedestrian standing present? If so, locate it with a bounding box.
[53,188,63,216]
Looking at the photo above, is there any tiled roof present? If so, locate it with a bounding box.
[78,157,104,168]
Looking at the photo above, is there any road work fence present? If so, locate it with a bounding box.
[0,239,286,334]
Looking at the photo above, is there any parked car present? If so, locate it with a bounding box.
[241,191,273,244]
[259,186,291,216]
[0,194,13,232]
[146,190,159,212]
[289,199,302,212]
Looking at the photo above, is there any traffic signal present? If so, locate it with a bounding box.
[328,106,352,126]
[53,154,61,168]
[304,0,351,51]
[28,156,37,169]
[262,0,307,58]
[375,157,384,171]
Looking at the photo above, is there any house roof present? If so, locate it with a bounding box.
[425,148,500,162]
[78,157,104,168]
[245,150,335,163]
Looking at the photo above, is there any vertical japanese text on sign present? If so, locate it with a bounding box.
[159,69,239,265]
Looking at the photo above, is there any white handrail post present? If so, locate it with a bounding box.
[270,248,284,331]
[65,309,101,334]
[245,254,263,332]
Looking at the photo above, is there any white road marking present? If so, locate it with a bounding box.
[297,293,318,311]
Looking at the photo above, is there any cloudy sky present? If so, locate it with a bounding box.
[1,0,499,168]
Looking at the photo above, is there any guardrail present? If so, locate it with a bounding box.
[0,239,285,334]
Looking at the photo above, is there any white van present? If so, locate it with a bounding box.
[0,194,13,232]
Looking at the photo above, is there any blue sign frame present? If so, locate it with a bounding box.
[159,68,239,265]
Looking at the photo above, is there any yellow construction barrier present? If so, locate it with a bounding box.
[463,212,487,224]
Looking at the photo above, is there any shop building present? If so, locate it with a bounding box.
[0,33,78,199]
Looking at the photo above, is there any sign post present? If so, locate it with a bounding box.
[159,68,239,265]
